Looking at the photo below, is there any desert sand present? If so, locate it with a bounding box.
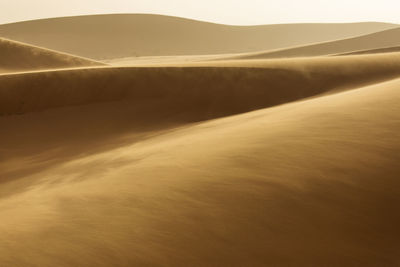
[224,26,400,60]
[1,14,400,267]
[334,46,400,56]
[0,38,103,73]
[2,53,400,115]
[0,14,397,59]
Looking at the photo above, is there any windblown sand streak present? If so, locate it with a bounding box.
[2,53,400,116]
[0,38,104,74]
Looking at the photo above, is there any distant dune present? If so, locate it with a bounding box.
[334,46,400,56]
[224,27,400,60]
[0,70,399,266]
[0,38,104,73]
[0,14,396,59]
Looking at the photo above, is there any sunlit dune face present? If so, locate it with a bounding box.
[0,77,400,266]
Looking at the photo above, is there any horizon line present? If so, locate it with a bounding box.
[1,12,399,27]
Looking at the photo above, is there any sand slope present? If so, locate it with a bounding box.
[0,14,396,59]
[0,38,104,73]
[0,74,399,266]
[2,53,400,116]
[225,27,400,60]
[334,46,400,56]
[1,30,400,264]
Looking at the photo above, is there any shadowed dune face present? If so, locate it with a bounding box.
[225,27,400,60]
[0,14,397,59]
[0,38,103,73]
[1,53,400,116]
[0,76,399,266]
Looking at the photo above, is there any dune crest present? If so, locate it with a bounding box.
[1,53,400,116]
[224,27,400,60]
[334,46,400,56]
[0,38,104,73]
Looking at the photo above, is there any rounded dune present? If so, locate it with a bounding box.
[224,27,400,60]
[0,14,396,59]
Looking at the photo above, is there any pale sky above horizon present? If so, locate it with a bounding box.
[1,0,399,25]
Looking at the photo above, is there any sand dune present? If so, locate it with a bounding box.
[0,73,399,265]
[334,46,400,56]
[224,27,400,60]
[1,14,400,265]
[0,14,396,59]
[2,53,400,116]
[3,53,400,185]
[0,38,104,73]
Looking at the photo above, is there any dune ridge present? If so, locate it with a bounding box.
[1,53,400,117]
[0,38,104,73]
[0,14,397,59]
[223,27,400,60]
[334,46,400,56]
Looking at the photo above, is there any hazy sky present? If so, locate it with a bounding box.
[1,0,399,25]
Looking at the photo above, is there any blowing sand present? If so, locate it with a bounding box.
[2,52,400,115]
[1,14,400,267]
[0,38,103,74]
[1,73,399,266]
